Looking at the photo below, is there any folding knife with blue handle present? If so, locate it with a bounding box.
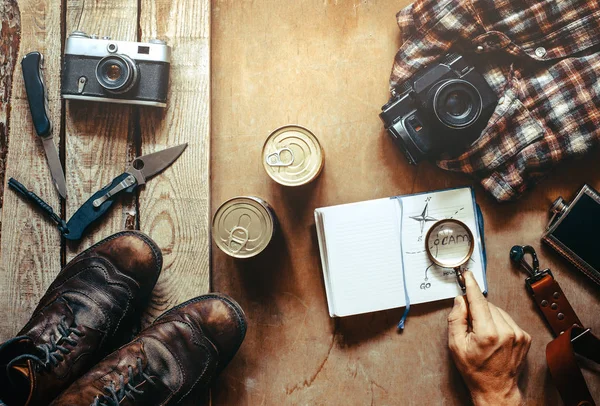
[64,143,188,240]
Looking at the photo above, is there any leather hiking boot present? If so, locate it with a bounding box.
[0,231,163,406]
[50,294,247,406]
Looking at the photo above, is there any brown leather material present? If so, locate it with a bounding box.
[546,326,600,406]
[0,231,163,406]
[152,294,248,374]
[50,294,247,406]
[528,274,599,406]
[529,274,582,336]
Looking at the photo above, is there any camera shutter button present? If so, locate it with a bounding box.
[149,39,166,45]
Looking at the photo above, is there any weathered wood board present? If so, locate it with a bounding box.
[139,0,211,323]
[0,0,210,343]
[0,0,63,338]
[64,0,139,261]
[210,1,600,405]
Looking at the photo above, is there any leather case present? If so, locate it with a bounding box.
[542,184,600,286]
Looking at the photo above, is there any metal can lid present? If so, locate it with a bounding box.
[212,196,275,259]
[262,125,324,186]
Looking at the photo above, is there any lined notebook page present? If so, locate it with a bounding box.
[400,188,486,304]
[315,198,406,317]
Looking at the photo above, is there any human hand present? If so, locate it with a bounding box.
[447,271,531,406]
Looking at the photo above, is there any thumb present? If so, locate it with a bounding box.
[448,295,469,346]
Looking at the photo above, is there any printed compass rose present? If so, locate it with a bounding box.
[410,202,438,234]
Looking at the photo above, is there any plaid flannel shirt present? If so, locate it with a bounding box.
[390,0,600,201]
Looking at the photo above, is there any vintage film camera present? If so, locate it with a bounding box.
[61,31,171,107]
[543,184,600,286]
[379,53,497,164]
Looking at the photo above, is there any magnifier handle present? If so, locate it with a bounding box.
[454,267,467,292]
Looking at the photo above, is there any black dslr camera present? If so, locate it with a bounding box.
[61,31,171,107]
[380,53,497,164]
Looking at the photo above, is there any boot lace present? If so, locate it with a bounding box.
[8,317,84,372]
[92,357,156,406]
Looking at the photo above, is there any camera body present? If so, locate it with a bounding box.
[380,53,497,164]
[61,31,171,107]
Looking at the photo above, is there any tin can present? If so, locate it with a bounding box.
[262,125,324,186]
[212,196,277,259]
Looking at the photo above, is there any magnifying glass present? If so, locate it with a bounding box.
[425,219,475,292]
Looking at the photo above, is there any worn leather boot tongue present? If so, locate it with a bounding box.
[0,337,37,406]
[5,359,35,406]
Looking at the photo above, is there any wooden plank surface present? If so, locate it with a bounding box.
[210,1,600,405]
[0,0,63,338]
[64,0,139,261]
[138,0,211,324]
[0,0,210,346]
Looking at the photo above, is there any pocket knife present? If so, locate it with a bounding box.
[21,52,68,198]
[64,143,188,240]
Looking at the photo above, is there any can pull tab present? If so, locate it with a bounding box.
[227,226,249,254]
[266,147,294,167]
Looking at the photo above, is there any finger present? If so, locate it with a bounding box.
[448,295,469,348]
[463,270,493,334]
[496,306,532,360]
[488,303,514,336]
[495,307,525,341]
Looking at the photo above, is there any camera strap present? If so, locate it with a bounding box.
[510,245,599,406]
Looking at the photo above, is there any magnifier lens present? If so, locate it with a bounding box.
[426,220,473,267]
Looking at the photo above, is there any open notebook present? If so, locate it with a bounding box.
[314,187,486,318]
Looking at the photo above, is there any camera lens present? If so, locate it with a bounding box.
[95,54,138,94]
[106,64,122,80]
[432,80,482,129]
[446,91,469,117]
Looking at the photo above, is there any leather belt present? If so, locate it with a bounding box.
[510,245,599,406]
[528,275,581,336]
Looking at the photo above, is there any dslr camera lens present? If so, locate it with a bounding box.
[95,54,138,94]
[432,79,482,129]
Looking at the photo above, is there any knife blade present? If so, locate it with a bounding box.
[64,144,188,241]
[130,143,188,182]
[90,143,189,207]
[41,137,67,198]
[21,52,68,198]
